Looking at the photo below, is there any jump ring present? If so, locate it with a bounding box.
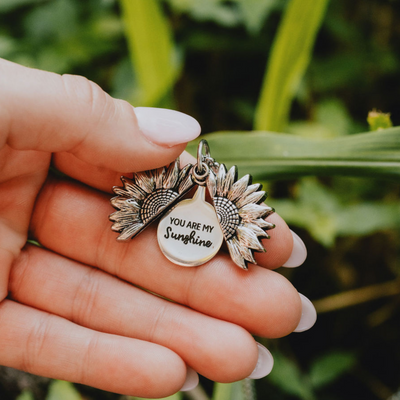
[193,162,210,185]
[197,139,211,168]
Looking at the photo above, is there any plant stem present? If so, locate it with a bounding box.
[313,279,400,313]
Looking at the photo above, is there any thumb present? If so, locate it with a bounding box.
[0,59,201,172]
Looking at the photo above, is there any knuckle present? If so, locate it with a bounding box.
[71,267,101,326]
[8,248,32,300]
[61,74,102,107]
[148,303,169,344]
[23,313,52,374]
[60,74,114,128]
[80,333,100,384]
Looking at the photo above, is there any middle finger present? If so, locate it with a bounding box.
[9,245,259,382]
[31,177,302,338]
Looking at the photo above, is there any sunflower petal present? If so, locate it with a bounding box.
[178,164,195,194]
[121,177,147,200]
[117,223,144,240]
[243,184,261,196]
[222,166,236,197]
[111,219,135,231]
[110,196,142,211]
[133,172,154,193]
[227,174,250,202]
[263,206,275,218]
[109,210,127,221]
[237,225,265,252]
[109,209,140,222]
[236,191,266,209]
[239,203,272,222]
[226,238,248,270]
[112,187,130,197]
[254,218,275,230]
[244,222,269,238]
[152,166,165,189]
[238,244,256,264]
[110,197,129,210]
[216,164,227,196]
[206,170,217,197]
[163,159,179,189]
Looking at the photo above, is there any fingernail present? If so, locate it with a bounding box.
[294,293,317,332]
[247,343,274,379]
[180,366,199,392]
[282,230,307,268]
[134,107,201,147]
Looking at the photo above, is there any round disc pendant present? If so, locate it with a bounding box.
[157,186,224,267]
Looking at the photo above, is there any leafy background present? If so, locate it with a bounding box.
[1,0,400,399]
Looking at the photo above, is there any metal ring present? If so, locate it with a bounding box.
[193,162,209,184]
[197,139,211,168]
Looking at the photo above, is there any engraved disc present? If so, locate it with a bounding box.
[157,186,224,267]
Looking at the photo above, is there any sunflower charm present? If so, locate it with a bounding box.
[206,164,275,269]
[109,139,275,270]
[109,158,195,240]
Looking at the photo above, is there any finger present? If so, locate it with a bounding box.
[254,213,293,268]
[0,300,187,397]
[0,58,200,172]
[31,179,302,338]
[0,145,50,300]
[52,150,196,193]
[10,245,260,382]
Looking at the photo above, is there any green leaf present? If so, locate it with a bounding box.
[0,35,18,58]
[46,380,81,400]
[336,202,400,236]
[186,127,400,181]
[272,179,341,247]
[27,239,42,247]
[234,0,278,35]
[272,179,400,247]
[212,381,245,400]
[0,0,43,13]
[267,352,315,400]
[23,0,78,43]
[367,110,393,131]
[16,390,34,400]
[254,0,329,132]
[309,351,356,389]
[120,0,180,106]
[167,0,240,28]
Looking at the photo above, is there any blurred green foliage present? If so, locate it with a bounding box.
[1,0,400,400]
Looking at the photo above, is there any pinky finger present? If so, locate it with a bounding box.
[0,300,188,397]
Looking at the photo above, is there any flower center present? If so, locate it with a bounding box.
[140,189,179,224]
[213,196,240,240]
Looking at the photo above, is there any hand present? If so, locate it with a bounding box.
[0,58,315,398]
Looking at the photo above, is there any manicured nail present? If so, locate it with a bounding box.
[282,230,307,268]
[294,293,317,332]
[180,366,199,392]
[134,107,201,147]
[247,343,274,379]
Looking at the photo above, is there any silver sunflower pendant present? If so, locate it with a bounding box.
[109,140,275,269]
[109,158,195,240]
[207,164,275,269]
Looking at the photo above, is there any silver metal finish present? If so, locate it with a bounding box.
[110,139,276,270]
[109,158,195,241]
[206,162,275,270]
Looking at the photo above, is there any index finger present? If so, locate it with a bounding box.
[0,58,201,172]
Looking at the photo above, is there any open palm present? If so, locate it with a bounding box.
[0,59,314,398]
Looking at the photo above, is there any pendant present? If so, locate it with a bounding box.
[157,186,224,267]
[109,140,275,269]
